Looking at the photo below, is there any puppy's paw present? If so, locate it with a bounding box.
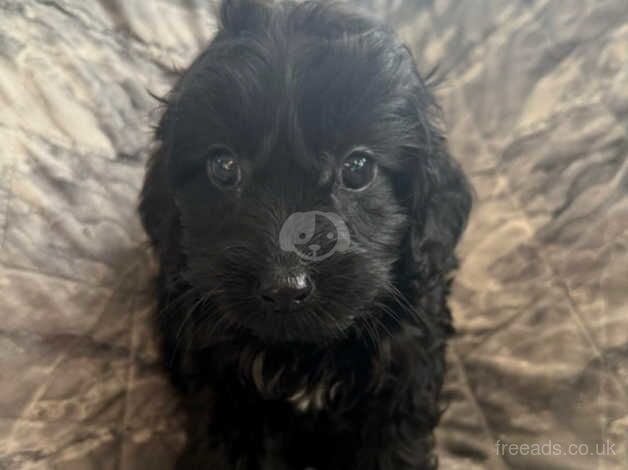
[175,445,232,470]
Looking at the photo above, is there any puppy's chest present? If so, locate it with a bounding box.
[245,349,349,414]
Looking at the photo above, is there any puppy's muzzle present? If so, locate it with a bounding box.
[257,270,313,313]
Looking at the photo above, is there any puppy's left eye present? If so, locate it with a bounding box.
[207,146,241,188]
[341,150,377,190]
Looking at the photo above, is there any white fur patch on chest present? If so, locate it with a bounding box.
[249,351,341,413]
[286,381,341,413]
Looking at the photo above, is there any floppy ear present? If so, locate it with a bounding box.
[138,96,182,266]
[407,133,472,284]
[139,144,176,250]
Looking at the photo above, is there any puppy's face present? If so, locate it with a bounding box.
[149,1,471,344]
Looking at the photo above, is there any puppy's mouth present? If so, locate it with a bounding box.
[237,308,357,344]
[215,281,360,344]
[185,250,380,344]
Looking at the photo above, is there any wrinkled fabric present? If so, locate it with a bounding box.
[0,1,626,468]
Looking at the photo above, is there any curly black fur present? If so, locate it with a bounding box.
[139,1,472,468]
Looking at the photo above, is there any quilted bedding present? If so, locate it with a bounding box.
[0,1,626,468]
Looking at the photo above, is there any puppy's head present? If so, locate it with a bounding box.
[141,0,471,344]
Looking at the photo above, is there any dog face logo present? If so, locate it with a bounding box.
[279,211,350,261]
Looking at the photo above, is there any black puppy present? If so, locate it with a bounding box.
[139,0,471,468]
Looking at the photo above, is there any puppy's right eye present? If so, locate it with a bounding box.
[206,146,241,188]
[341,149,377,190]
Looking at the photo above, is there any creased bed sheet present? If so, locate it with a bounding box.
[0,1,626,468]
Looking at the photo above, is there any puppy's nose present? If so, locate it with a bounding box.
[258,271,313,312]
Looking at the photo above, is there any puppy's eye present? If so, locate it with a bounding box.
[341,150,377,190]
[207,146,241,188]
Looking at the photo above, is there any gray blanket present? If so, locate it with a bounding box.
[0,1,626,468]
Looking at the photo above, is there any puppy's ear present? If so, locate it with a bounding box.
[406,131,472,283]
[218,0,272,36]
[139,144,178,254]
[139,104,180,260]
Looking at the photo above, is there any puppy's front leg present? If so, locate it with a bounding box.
[176,432,293,470]
[176,401,235,470]
[356,434,437,470]
[353,394,440,470]
[259,453,294,470]
[175,442,232,470]
[174,387,244,470]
